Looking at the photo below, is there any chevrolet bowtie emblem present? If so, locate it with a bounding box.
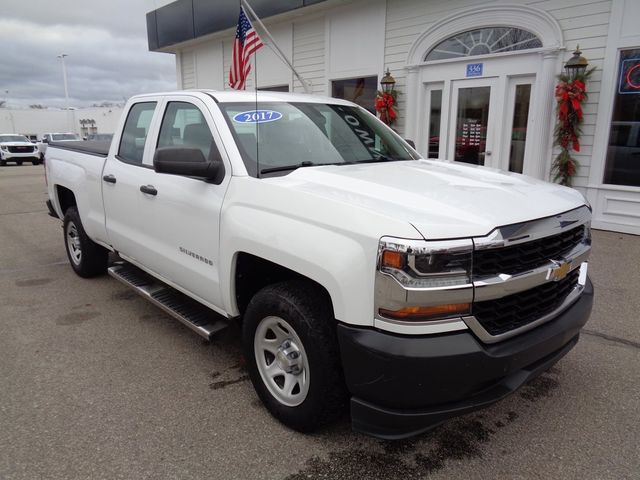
[547,260,571,281]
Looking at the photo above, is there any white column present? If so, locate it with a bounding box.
[403,65,420,141]
[525,50,560,180]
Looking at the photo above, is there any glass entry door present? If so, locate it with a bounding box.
[449,78,498,166]
[502,76,535,174]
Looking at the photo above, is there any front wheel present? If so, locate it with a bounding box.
[16,160,23,166]
[243,281,347,432]
[63,206,108,277]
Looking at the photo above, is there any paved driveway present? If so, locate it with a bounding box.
[1,166,638,479]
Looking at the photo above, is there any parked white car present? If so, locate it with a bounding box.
[0,134,41,166]
[37,132,82,160]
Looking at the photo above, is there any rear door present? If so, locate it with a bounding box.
[102,100,160,262]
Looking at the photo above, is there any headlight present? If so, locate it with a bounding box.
[376,238,473,322]
[378,238,472,288]
[0,146,7,151]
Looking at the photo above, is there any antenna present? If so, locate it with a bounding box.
[254,41,260,178]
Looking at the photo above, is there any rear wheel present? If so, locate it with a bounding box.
[243,280,347,432]
[63,206,108,277]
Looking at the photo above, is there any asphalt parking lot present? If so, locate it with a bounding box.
[1,165,639,479]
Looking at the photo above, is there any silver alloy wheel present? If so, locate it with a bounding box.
[254,315,310,407]
[66,221,82,266]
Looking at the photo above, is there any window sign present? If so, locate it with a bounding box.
[619,58,640,94]
[603,49,640,186]
[466,63,483,77]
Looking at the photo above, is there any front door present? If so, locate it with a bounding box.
[420,53,538,175]
[449,77,499,166]
[134,96,231,312]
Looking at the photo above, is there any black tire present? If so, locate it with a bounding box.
[0,160,5,166]
[63,206,108,278]
[32,159,41,165]
[243,280,347,432]
[16,160,23,166]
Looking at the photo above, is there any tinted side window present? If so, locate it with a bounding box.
[118,102,157,164]
[157,102,214,159]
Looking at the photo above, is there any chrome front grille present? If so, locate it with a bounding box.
[466,206,591,343]
[472,269,580,336]
[473,225,586,277]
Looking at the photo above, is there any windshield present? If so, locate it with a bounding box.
[218,102,420,177]
[0,135,30,143]
[52,134,80,141]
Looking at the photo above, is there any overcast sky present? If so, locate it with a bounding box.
[0,0,176,108]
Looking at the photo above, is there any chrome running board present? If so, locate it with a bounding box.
[108,263,228,340]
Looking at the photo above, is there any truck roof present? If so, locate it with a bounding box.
[130,90,357,107]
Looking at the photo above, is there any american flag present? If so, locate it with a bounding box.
[229,7,263,90]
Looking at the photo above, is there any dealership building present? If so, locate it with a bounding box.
[147,0,640,234]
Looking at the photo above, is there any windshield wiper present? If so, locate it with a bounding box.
[260,161,317,175]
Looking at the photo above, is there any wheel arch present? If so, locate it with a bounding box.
[55,185,77,215]
[233,252,335,319]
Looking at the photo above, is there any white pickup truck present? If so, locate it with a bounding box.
[45,90,593,439]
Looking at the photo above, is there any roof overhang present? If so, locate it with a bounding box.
[146,0,331,52]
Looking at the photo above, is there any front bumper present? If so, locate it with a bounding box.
[337,277,593,439]
[1,150,39,161]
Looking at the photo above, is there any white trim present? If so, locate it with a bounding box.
[406,5,564,66]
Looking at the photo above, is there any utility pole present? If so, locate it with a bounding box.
[58,54,72,132]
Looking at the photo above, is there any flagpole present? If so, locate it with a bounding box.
[241,0,312,94]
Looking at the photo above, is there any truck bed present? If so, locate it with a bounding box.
[49,140,111,157]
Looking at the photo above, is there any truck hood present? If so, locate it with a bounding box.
[0,142,35,147]
[278,160,586,239]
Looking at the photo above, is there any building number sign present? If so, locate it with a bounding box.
[466,63,483,77]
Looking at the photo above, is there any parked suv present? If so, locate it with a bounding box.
[0,134,41,165]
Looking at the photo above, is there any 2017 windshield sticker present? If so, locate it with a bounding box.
[233,110,283,124]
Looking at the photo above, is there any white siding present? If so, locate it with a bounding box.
[326,0,385,81]
[180,50,196,89]
[255,23,294,89]
[292,17,326,94]
[194,41,224,89]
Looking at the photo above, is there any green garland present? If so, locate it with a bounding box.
[551,68,595,186]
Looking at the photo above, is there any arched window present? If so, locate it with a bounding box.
[425,27,542,61]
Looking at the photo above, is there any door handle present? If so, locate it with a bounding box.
[102,174,117,184]
[140,185,158,196]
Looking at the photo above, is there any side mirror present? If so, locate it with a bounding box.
[42,138,49,144]
[405,139,416,149]
[153,147,224,183]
